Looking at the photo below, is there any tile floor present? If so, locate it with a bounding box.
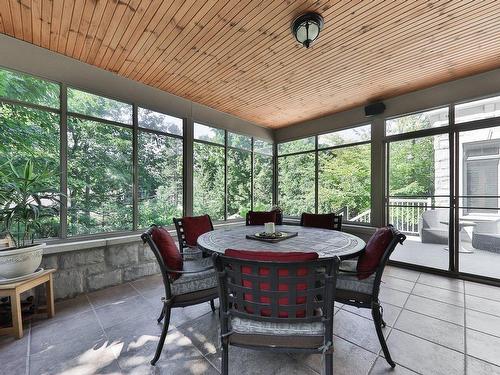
[2,265,500,375]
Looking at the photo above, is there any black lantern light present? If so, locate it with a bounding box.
[292,12,324,48]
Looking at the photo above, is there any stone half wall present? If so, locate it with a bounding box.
[40,237,160,300]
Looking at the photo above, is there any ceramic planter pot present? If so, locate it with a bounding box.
[0,243,45,279]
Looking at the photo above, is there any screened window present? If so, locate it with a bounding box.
[318,144,371,222]
[455,95,500,124]
[194,123,225,144]
[253,139,273,211]
[318,124,371,148]
[228,132,252,150]
[67,118,133,235]
[0,102,60,239]
[0,68,61,240]
[278,153,315,216]
[138,109,183,228]
[1,66,275,240]
[385,107,448,136]
[254,139,273,155]
[67,91,133,235]
[138,107,183,136]
[0,68,59,108]
[227,132,252,219]
[68,88,133,125]
[278,136,315,155]
[193,142,225,220]
[278,125,371,221]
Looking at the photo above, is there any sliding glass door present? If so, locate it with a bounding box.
[385,109,451,270]
[457,126,500,279]
[386,97,500,282]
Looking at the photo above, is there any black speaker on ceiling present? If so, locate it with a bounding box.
[364,102,386,117]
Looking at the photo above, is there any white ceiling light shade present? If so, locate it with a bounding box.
[292,13,324,48]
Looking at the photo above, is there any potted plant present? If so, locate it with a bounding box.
[0,160,61,278]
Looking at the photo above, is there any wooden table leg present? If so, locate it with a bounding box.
[11,291,23,339]
[46,274,55,318]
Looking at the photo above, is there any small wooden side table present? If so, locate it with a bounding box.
[0,269,56,339]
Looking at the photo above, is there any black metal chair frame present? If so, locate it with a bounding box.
[335,224,406,368]
[141,225,219,366]
[245,210,279,226]
[213,253,340,375]
[300,212,343,231]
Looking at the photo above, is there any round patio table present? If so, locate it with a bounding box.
[197,225,366,259]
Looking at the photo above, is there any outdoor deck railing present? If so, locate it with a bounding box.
[351,198,431,235]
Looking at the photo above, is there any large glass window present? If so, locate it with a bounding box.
[67,90,133,235]
[253,139,273,211]
[318,143,371,222]
[138,109,183,228]
[0,68,60,108]
[67,118,133,235]
[193,140,225,220]
[278,136,315,155]
[227,133,252,218]
[138,107,183,136]
[193,124,274,221]
[455,95,500,124]
[0,69,61,239]
[386,107,448,136]
[278,152,315,216]
[0,66,274,240]
[68,88,133,125]
[277,128,371,221]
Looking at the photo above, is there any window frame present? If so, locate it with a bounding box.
[277,124,372,224]
[193,123,274,222]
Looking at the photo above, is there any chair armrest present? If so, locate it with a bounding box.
[341,249,365,260]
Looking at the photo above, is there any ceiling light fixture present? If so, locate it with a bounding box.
[292,12,324,48]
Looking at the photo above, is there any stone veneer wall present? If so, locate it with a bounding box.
[40,237,160,300]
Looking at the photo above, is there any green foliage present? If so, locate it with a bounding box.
[193,142,225,220]
[0,69,59,109]
[389,138,435,198]
[67,117,133,235]
[0,160,61,247]
[253,153,273,211]
[227,149,251,218]
[278,153,315,216]
[318,144,371,220]
[138,132,183,228]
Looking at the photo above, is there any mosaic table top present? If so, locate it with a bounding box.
[197,225,365,259]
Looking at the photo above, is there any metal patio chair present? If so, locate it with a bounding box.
[245,210,278,225]
[141,225,218,366]
[300,212,343,231]
[335,224,406,368]
[213,250,340,375]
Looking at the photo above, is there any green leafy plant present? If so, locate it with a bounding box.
[0,160,61,248]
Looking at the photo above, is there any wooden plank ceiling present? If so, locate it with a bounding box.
[1,0,500,128]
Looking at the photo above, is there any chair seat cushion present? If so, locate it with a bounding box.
[182,215,213,246]
[356,227,394,280]
[170,257,217,296]
[230,316,324,337]
[151,227,183,280]
[337,260,375,295]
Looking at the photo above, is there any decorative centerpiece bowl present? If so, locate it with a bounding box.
[0,243,45,279]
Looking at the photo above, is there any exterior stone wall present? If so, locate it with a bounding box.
[40,238,160,300]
